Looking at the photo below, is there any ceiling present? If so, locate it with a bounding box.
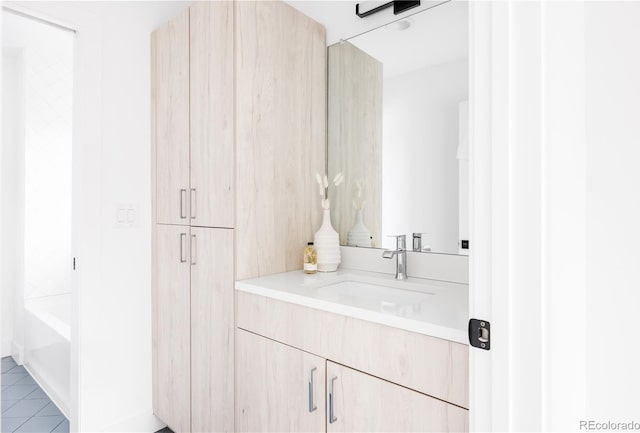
[348,1,468,77]
[286,0,451,46]
[285,0,468,78]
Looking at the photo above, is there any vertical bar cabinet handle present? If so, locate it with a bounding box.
[308,367,317,413]
[180,188,187,219]
[179,233,187,263]
[329,376,338,424]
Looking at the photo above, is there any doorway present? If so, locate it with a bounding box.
[1,6,74,425]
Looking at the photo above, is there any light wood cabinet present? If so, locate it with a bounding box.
[152,224,191,433]
[154,2,234,228]
[235,1,326,280]
[190,1,234,229]
[153,225,234,433]
[153,2,326,432]
[154,9,190,226]
[236,329,326,433]
[237,290,469,408]
[190,227,234,433]
[236,326,468,433]
[326,362,468,433]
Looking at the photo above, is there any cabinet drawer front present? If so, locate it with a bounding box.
[327,362,468,433]
[236,329,326,433]
[237,290,469,408]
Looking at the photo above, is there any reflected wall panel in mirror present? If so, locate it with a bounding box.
[328,1,469,255]
[328,41,383,248]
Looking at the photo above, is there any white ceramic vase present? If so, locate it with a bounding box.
[347,209,372,247]
[314,208,341,272]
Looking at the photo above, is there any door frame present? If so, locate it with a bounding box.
[468,2,588,431]
[2,3,103,432]
[468,2,509,430]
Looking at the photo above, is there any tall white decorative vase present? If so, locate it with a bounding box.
[314,208,341,272]
[347,209,372,247]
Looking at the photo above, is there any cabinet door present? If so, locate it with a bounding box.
[190,1,234,228]
[190,227,234,432]
[154,9,190,225]
[237,329,326,433]
[153,224,191,432]
[326,361,468,433]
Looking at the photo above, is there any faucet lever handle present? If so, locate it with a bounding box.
[412,232,425,252]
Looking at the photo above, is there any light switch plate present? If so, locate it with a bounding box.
[115,203,138,228]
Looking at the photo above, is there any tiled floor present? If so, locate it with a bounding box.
[1,357,69,433]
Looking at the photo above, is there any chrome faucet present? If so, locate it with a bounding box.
[382,235,407,280]
[412,233,423,252]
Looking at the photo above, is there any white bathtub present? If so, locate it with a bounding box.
[24,294,70,418]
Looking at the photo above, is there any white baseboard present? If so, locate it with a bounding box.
[101,412,166,433]
[23,363,70,419]
[11,342,24,365]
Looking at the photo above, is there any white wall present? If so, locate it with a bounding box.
[584,1,640,421]
[382,59,468,253]
[1,49,26,358]
[86,3,188,431]
[3,2,188,431]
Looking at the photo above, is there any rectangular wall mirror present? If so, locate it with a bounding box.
[327,1,469,255]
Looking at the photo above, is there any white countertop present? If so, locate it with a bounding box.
[235,269,469,344]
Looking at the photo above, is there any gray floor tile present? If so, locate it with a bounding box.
[35,401,63,417]
[1,385,38,401]
[2,363,17,373]
[3,398,50,418]
[14,375,37,386]
[2,399,20,413]
[51,419,69,433]
[13,415,64,433]
[1,358,17,370]
[6,366,27,375]
[1,358,68,432]
[24,388,48,400]
[1,416,30,433]
[2,373,29,386]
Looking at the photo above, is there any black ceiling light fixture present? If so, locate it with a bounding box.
[355,1,421,18]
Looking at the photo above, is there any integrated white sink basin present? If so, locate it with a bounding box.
[235,269,469,344]
[311,279,433,316]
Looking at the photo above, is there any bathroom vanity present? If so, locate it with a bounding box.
[151,1,470,432]
[235,270,469,432]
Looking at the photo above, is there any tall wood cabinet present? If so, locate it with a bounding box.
[151,2,326,433]
[152,2,234,432]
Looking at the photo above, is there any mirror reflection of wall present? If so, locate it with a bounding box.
[328,1,468,255]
